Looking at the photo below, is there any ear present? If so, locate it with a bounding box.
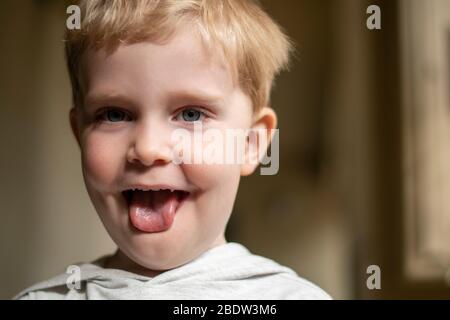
[69,107,81,147]
[240,106,278,176]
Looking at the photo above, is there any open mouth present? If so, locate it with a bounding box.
[122,188,190,233]
[122,189,190,206]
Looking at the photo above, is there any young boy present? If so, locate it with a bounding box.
[15,0,331,299]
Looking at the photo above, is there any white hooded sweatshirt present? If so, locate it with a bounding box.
[14,242,331,300]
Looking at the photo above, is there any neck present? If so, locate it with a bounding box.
[104,250,162,278]
[104,235,227,277]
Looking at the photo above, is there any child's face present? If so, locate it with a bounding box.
[71,27,275,272]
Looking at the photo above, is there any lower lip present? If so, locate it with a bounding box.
[126,193,189,233]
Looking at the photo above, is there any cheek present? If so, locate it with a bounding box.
[81,132,126,188]
[184,162,239,184]
[183,163,241,205]
[179,164,240,243]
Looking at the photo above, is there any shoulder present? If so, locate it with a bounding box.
[268,272,332,300]
[222,243,332,300]
[14,272,76,300]
[13,256,110,300]
[242,260,332,300]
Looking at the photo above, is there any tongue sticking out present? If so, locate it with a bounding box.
[129,190,180,233]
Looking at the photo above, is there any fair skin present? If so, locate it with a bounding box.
[70,25,277,277]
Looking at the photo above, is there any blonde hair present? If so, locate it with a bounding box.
[65,0,293,112]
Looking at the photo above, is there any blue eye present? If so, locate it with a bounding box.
[106,109,126,122]
[180,108,203,122]
[97,109,130,122]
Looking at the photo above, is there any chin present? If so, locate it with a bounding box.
[121,235,195,270]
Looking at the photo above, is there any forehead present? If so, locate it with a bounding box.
[80,27,236,105]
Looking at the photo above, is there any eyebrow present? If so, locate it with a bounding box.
[84,87,226,109]
[165,88,225,107]
[84,92,136,108]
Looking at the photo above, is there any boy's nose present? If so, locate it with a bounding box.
[126,124,173,167]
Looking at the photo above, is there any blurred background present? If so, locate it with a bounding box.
[1,0,450,299]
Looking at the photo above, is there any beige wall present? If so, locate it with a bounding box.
[0,1,115,299]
